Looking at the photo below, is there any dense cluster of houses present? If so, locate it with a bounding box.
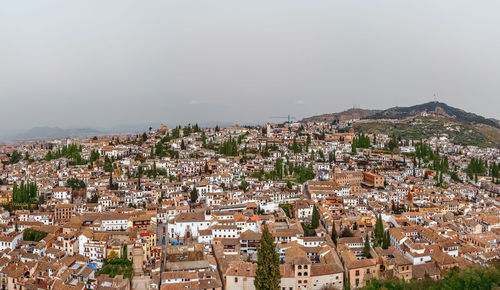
[0,120,498,289]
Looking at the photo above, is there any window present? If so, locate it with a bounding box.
[234,277,238,283]
[298,272,302,276]
[298,265,302,269]
[304,265,308,269]
[304,272,308,276]
[355,270,360,276]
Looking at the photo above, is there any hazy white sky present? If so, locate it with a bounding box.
[1,0,499,132]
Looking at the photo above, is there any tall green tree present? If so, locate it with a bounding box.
[311,205,320,229]
[104,156,113,172]
[374,214,384,246]
[274,158,283,179]
[331,223,338,245]
[89,150,100,164]
[200,131,207,144]
[363,234,372,258]
[137,165,143,190]
[382,230,390,249]
[255,225,281,290]
[190,187,198,203]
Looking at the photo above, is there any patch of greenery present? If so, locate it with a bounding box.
[364,261,500,290]
[354,119,494,147]
[66,178,86,190]
[279,203,293,218]
[12,181,38,204]
[23,228,48,242]
[98,247,133,279]
[45,144,87,165]
[301,223,316,236]
[9,151,23,164]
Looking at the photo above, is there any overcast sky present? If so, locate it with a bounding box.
[1,0,499,133]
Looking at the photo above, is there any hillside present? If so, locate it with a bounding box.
[367,102,500,129]
[301,108,380,123]
[353,118,498,148]
[303,102,500,148]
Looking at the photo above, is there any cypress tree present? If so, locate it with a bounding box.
[331,223,338,246]
[255,225,281,290]
[382,230,390,249]
[311,205,319,229]
[109,172,113,190]
[363,234,372,258]
[13,183,18,203]
[375,214,384,246]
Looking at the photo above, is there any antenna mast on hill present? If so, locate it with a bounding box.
[434,93,438,103]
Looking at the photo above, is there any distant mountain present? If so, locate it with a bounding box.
[12,126,104,141]
[488,118,500,127]
[6,121,242,142]
[366,102,500,129]
[301,108,380,123]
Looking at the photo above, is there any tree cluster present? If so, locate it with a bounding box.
[352,134,371,153]
[289,138,303,153]
[373,215,390,249]
[292,163,315,183]
[466,158,487,180]
[9,151,23,164]
[387,137,400,151]
[490,162,500,184]
[66,178,86,190]
[12,181,37,204]
[219,136,239,156]
[45,144,86,165]
[98,246,133,279]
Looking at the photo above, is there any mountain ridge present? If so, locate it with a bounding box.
[366,102,500,129]
[301,102,500,147]
[302,102,499,128]
[301,108,381,123]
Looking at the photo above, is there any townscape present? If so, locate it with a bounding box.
[0,117,499,290]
